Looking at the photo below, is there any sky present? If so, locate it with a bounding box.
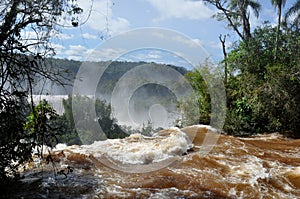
[45,0,298,129]
[52,0,297,68]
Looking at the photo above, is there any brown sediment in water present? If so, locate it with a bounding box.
[15,125,300,199]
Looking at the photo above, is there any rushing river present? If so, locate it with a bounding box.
[12,125,300,199]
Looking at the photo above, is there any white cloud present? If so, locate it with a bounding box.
[151,32,206,49]
[110,17,130,34]
[63,44,127,61]
[51,43,65,50]
[86,48,127,61]
[262,8,277,27]
[121,50,164,62]
[146,0,214,20]
[119,49,195,68]
[249,7,277,29]
[50,43,65,55]
[77,0,130,36]
[172,35,201,48]
[65,45,88,60]
[82,33,98,39]
[192,38,221,50]
[50,43,66,58]
[58,33,74,40]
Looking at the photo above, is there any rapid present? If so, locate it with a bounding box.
[15,125,300,198]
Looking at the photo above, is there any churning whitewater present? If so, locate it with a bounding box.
[20,125,300,198]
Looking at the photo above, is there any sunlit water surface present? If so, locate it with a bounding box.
[14,125,300,199]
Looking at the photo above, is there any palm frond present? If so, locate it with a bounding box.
[285,1,300,18]
[248,1,261,18]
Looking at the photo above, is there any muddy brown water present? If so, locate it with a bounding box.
[6,125,300,199]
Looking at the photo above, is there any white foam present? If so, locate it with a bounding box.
[54,143,68,150]
[192,124,219,133]
[82,128,192,165]
[230,156,269,186]
[32,145,52,155]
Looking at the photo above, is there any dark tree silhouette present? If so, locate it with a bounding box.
[203,0,261,41]
[0,0,82,181]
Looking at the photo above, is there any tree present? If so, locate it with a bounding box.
[62,95,128,144]
[178,67,212,127]
[271,0,287,30]
[0,92,31,181]
[271,0,287,59]
[229,0,261,40]
[0,0,82,181]
[285,0,300,30]
[204,0,261,41]
[219,34,228,83]
[202,0,300,137]
[225,23,300,137]
[24,100,66,150]
[0,1,82,97]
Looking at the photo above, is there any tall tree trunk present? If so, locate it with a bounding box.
[0,1,20,46]
[243,12,252,41]
[239,0,252,41]
[274,3,282,60]
[219,34,228,84]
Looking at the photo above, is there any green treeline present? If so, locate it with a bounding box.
[26,95,161,146]
[224,24,300,137]
[38,59,187,96]
[181,0,300,137]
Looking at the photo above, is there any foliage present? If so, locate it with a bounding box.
[178,67,211,126]
[24,100,66,148]
[140,120,163,136]
[177,92,203,127]
[0,1,83,97]
[62,95,128,144]
[271,0,287,60]
[0,92,31,181]
[204,0,261,41]
[284,0,300,30]
[37,60,187,96]
[62,95,164,142]
[224,23,300,137]
[0,0,82,182]
[180,11,299,138]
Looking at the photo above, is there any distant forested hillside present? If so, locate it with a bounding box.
[34,58,188,99]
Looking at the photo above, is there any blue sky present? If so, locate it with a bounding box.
[52,0,297,68]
